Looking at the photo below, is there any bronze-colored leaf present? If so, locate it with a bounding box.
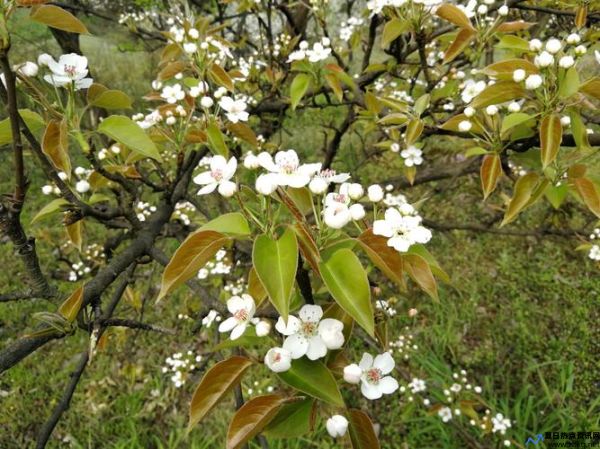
[348,409,380,449]
[572,177,600,218]
[403,254,438,301]
[540,114,562,169]
[42,120,71,178]
[30,5,89,34]
[501,173,540,227]
[189,356,253,430]
[58,285,84,322]
[226,395,288,449]
[435,3,475,30]
[209,63,234,91]
[157,230,229,300]
[496,21,535,32]
[480,154,502,199]
[358,228,405,289]
[443,28,476,63]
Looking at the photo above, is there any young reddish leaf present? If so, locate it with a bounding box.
[248,267,267,305]
[158,61,187,81]
[252,228,298,321]
[319,248,374,337]
[291,223,321,277]
[575,5,588,29]
[501,173,540,227]
[572,177,600,218]
[58,285,84,322]
[358,228,405,289]
[348,409,380,449]
[435,3,474,30]
[403,254,438,301]
[471,81,526,108]
[157,230,229,301]
[66,221,83,251]
[42,120,71,178]
[226,122,258,147]
[324,73,343,102]
[443,28,476,63]
[30,5,89,34]
[482,59,538,79]
[209,63,234,91]
[496,21,535,32]
[277,358,344,406]
[540,114,562,169]
[480,154,502,199]
[405,119,424,146]
[189,356,253,430]
[226,395,288,449]
[290,73,311,110]
[579,77,600,101]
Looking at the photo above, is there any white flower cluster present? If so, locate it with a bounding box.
[97,144,124,160]
[265,305,344,373]
[201,309,221,328]
[375,298,397,316]
[169,24,233,61]
[388,330,417,359]
[173,201,196,226]
[162,350,202,388]
[339,17,364,41]
[589,245,600,261]
[197,249,232,280]
[287,38,332,63]
[135,201,157,222]
[343,352,399,400]
[41,166,91,195]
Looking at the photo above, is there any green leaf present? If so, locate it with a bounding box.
[198,212,251,237]
[157,230,229,301]
[381,18,409,48]
[98,115,162,162]
[495,35,530,53]
[501,173,540,226]
[90,89,133,109]
[0,109,45,146]
[319,248,374,336]
[406,244,450,284]
[58,285,84,322]
[501,113,534,135]
[206,120,229,157]
[277,358,344,406]
[252,228,298,321]
[264,398,314,439]
[31,198,70,224]
[545,183,568,209]
[189,356,253,430]
[558,67,580,99]
[30,5,89,34]
[290,73,311,110]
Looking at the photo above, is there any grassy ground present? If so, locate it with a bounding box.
[1,12,599,449]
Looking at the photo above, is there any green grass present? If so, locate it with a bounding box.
[1,10,599,449]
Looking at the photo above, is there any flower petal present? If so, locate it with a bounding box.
[305,336,327,360]
[230,323,247,340]
[379,376,399,395]
[361,381,382,400]
[373,352,395,375]
[275,315,301,335]
[299,304,323,323]
[282,333,309,359]
[358,353,373,370]
[218,316,238,333]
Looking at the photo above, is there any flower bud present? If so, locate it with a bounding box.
[326,415,348,438]
[343,363,362,384]
[264,347,292,373]
[367,184,384,202]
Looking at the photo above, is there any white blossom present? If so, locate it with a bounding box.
[42,53,92,90]
[218,294,255,340]
[367,184,384,202]
[193,155,237,197]
[345,352,399,400]
[257,150,321,189]
[161,84,185,104]
[326,415,348,438]
[264,347,292,373]
[400,146,423,167]
[275,305,344,361]
[373,207,432,252]
[525,74,543,90]
[219,96,249,123]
